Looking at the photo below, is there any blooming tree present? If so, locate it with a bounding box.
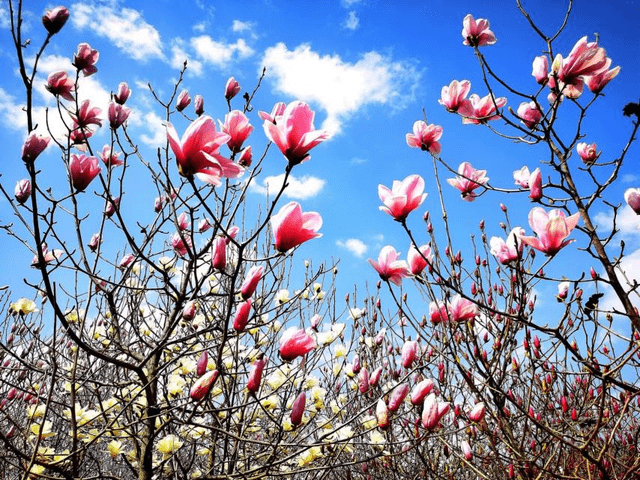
[1,1,640,480]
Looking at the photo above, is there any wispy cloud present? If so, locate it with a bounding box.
[343,11,359,31]
[249,173,325,199]
[190,35,254,69]
[261,43,421,135]
[337,238,368,257]
[71,3,164,61]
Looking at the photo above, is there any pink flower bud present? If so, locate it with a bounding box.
[576,142,599,164]
[290,391,306,426]
[14,179,31,204]
[196,350,208,377]
[42,6,69,35]
[531,55,549,84]
[232,300,252,332]
[182,300,197,321]
[528,168,543,201]
[225,226,240,245]
[241,265,263,299]
[358,367,369,393]
[212,236,227,271]
[352,355,361,374]
[22,132,51,162]
[225,77,240,101]
[69,154,101,192]
[279,327,315,361]
[114,82,131,104]
[461,440,472,460]
[190,369,219,400]
[422,393,450,430]
[119,254,135,269]
[625,188,640,215]
[194,94,204,116]
[88,233,101,252]
[198,218,212,233]
[376,398,390,429]
[410,378,434,405]
[238,146,252,167]
[388,383,410,412]
[369,366,382,387]
[468,402,486,422]
[176,90,191,112]
[401,340,418,369]
[247,355,267,393]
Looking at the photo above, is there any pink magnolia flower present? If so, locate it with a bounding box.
[104,196,119,218]
[624,188,640,215]
[233,300,252,332]
[368,245,410,286]
[119,254,135,269]
[176,212,190,231]
[532,56,549,85]
[241,265,263,300]
[513,166,531,188]
[194,94,204,116]
[196,350,208,376]
[69,122,93,147]
[279,327,316,361]
[108,102,131,130]
[552,37,609,99]
[401,341,418,368]
[31,243,63,268]
[45,71,74,101]
[358,368,369,393]
[519,207,580,256]
[422,393,450,430]
[258,102,286,124]
[73,43,99,76]
[407,243,432,275]
[585,65,620,94]
[198,218,212,233]
[460,93,507,124]
[247,354,269,393]
[212,236,227,271]
[73,100,102,128]
[14,179,31,205]
[238,146,252,167]
[114,82,131,104]
[388,384,410,412]
[369,366,383,387]
[220,110,253,153]
[529,168,543,201]
[290,391,306,426]
[100,145,124,168]
[376,398,390,429]
[69,154,101,191]
[448,295,477,323]
[378,174,427,222]
[576,142,599,164]
[411,379,434,405]
[88,233,102,252]
[22,132,51,162]
[439,79,472,112]
[271,201,322,252]
[406,121,443,154]
[447,162,489,201]
[225,77,241,101]
[176,90,191,112]
[263,101,329,166]
[517,101,542,129]
[225,226,240,244]
[171,232,193,257]
[462,14,497,47]
[490,227,525,264]
[42,6,69,35]
[468,402,486,422]
[167,115,244,185]
[182,300,197,321]
[190,370,219,401]
[461,440,472,461]
[557,281,570,300]
[429,300,448,324]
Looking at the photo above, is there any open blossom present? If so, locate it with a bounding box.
[532,56,549,84]
[42,6,69,35]
[220,110,253,153]
[69,154,101,191]
[14,179,31,204]
[271,201,322,252]
[490,227,525,264]
[167,115,244,185]
[368,245,410,286]
[279,327,316,361]
[447,162,489,201]
[32,243,63,268]
[462,14,497,47]
[585,65,620,94]
[263,101,329,166]
[553,37,610,99]
[407,243,432,275]
[422,393,450,430]
[513,166,531,188]
[406,121,443,154]
[100,145,124,168]
[73,43,99,76]
[529,168,543,201]
[176,90,191,112]
[576,142,599,164]
[22,132,51,162]
[171,232,193,257]
[429,300,448,324]
[378,174,427,221]
[519,207,580,256]
[439,79,471,112]
[45,71,74,101]
[517,101,542,129]
[259,102,286,124]
[73,100,102,128]
[114,82,131,104]
[624,188,640,215]
[460,93,507,124]
[448,295,477,322]
[241,265,263,299]
[225,77,241,101]
[108,102,131,130]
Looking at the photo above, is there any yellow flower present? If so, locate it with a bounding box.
[31,421,56,439]
[362,415,377,430]
[156,434,183,457]
[107,440,123,459]
[10,298,38,315]
[167,374,186,396]
[333,362,342,377]
[261,395,279,410]
[369,430,386,449]
[334,343,347,358]
[27,404,47,419]
[276,289,290,305]
[297,446,323,467]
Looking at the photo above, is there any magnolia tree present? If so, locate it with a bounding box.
[1,1,640,479]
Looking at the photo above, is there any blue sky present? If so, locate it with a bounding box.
[0,0,639,316]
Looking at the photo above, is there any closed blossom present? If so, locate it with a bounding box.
[517,101,542,129]
[176,90,191,112]
[585,65,620,94]
[108,102,131,130]
[69,154,101,191]
[576,142,599,164]
[114,82,131,104]
[42,6,69,35]
[624,188,640,215]
[407,243,432,275]
[531,56,549,84]
[279,327,316,361]
[529,167,543,201]
[220,110,253,153]
[241,265,263,299]
[271,201,322,252]
[14,179,32,205]
[224,77,240,101]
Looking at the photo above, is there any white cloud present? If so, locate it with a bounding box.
[232,20,255,34]
[0,3,10,29]
[261,43,421,135]
[622,173,639,183]
[341,0,364,6]
[0,88,27,132]
[337,238,368,257]
[193,22,207,33]
[595,206,640,247]
[599,247,640,319]
[350,157,368,165]
[191,35,254,69]
[249,173,325,199]
[171,38,204,76]
[343,11,359,30]
[135,111,166,148]
[71,3,164,61]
